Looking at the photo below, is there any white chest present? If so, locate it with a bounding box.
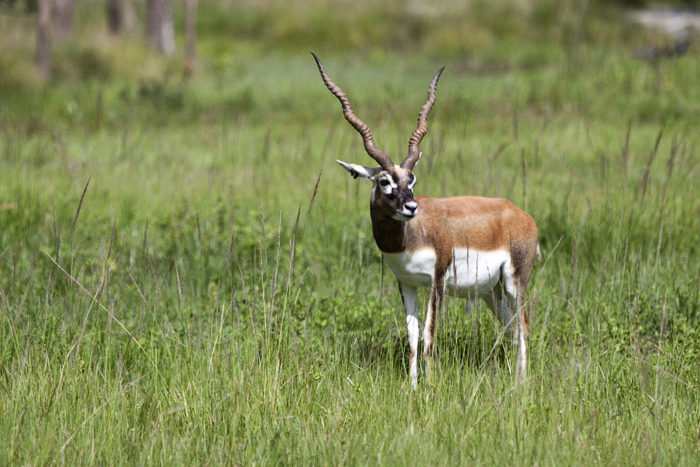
[382,249,437,288]
[382,248,510,297]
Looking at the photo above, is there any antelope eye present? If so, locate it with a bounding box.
[379,179,390,187]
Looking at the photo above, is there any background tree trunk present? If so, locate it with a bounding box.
[184,0,198,76]
[146,0,175,55]
[36,0,52,81]
[106,0,124,33]
[106,0,136,34]
[51,0,73,41]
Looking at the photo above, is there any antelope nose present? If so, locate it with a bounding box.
[405,201,418,213]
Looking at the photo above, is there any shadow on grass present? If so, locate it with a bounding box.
[342,316,512,380]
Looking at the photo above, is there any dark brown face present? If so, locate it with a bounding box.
[373,166,418,221]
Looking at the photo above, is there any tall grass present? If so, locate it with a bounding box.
[1,0,699,463]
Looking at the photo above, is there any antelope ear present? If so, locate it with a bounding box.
[336,160,382,180]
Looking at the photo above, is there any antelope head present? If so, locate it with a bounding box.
[311,52,444,221]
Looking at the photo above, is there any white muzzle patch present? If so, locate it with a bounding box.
[395,201,418,220]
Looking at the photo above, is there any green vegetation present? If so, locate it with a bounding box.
[1,0,699,463]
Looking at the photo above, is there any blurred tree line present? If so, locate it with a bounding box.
[0,0,696,83]
[0,0,197,80]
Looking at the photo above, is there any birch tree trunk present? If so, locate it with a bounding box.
[184,0,198,76]
[36,0,52,81]
[146,0,175,55]
[51,0,73,41]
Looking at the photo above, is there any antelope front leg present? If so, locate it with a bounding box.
[423,275,445,384]
[515,289,530,384]
[400,284,420,388]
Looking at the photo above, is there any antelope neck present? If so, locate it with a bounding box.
[370,208,408,253]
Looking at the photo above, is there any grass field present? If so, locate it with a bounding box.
[1,0,699,463]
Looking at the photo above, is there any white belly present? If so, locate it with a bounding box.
[382,248,509,298]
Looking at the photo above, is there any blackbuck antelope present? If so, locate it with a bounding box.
[311,53,539,387]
